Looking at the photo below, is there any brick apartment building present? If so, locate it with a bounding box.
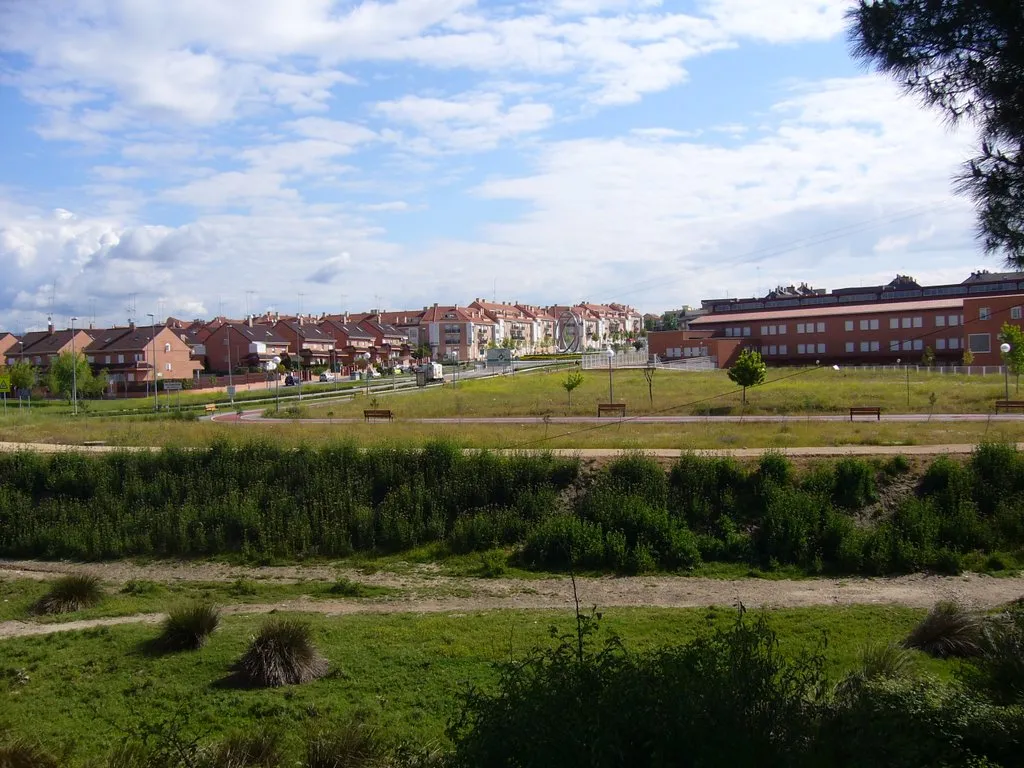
[85,323,202,392]
[204,321,292,374]
[649,272,1024,368]
[419,304,496,361]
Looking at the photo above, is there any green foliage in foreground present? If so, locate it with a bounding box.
[2,605,1023,766]
[0,606,944,765]
[3,441,1024,577]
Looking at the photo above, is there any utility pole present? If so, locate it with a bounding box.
[70,317,79,416]
[147,313,159,411]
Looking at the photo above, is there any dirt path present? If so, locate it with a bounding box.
[2,559,1021,639]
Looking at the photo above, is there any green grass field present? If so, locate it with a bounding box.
[0,605,945,763]
[306,367,1017,419]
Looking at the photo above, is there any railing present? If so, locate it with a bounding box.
[580,350,651,369]
[842,364,1011,376]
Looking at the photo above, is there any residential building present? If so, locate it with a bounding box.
[273,318,336,371]
[318,317,375,370]
[0,332,18,361]
[204,322,292,374]
[16,322,96,371]
[345,310,424,348]
[356,316,411,367]
[469,299,538,351]
[516,304,559,352]
[419,304,496,361]
[85,323,202,392]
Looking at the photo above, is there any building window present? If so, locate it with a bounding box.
[779,345,787,355]
[949,337,960,350]
[769,325,777,335]
[936,315,945,327]
[816,322,825,333]
[871,319,879,330]
[164,342,172,353]
[817,343,825,354]
[105,355,111,364]
[948,315,959,326]
[845,342,854,353]
[859,319,869,331]
[743,327,751,337]
[1012,306,1022,320]
[871,341,880,352]
[760,326,768,336]
[890,340,900,352]
[845,320,854,332]
[979,307,991,321]
[968,334,991,353]
[913,317,923,328]
[778,325,787,334]
[796,323,805,334]
[117,354,125,364]
[86,355,95,363]
[860,341,869,353]
[769,345,777,355]
[725,328,733,337]
[165,362,172,371]
[797,344,806,354]
[889,318,899,329]
[936,339,946,350]
[901,317,911,329]
[913,339,923,351]
[902,340,912,351]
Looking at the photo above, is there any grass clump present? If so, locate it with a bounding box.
[31,574,102,615]
[326,578,371,598]
[0,738,59,768]
[210,729,285,767]
[237,618,328,687]
[304,721,390,768]
[903,601,982,658]
[158,602,221,651]
[961,604,1024,704]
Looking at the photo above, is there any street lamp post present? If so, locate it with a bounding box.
[896,358,909,407]
[607,347,615,403]
[271,355,282,412]
[1000,342,1011,400]
[70,316,79,416]
[147,313,159,411]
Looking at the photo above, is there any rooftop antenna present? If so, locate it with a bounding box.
[245,290,255,317]
[373,294,382,312]
[298,292,305,316]
[218,296,223,318]
[492,278,496,304]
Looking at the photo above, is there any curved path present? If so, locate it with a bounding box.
[2,559,1022,639]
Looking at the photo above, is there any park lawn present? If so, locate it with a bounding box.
[1,409,1022,449]
[305,367,1014,419]
[0,577,398,622]
[0,605,948,763]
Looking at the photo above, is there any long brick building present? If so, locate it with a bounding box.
[648,272,1024,368]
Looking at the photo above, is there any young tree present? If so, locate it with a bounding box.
[8,360,36,396]
[962,348,975,366]
[999,322,1024,391]
[727,349,767,404]
[47,352,102,401]
[921,346,936,367]
[642,365,656,406]
[562,370,584,407]
[847,1,1024,265]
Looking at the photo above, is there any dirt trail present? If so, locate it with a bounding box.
[2,559,1022,640]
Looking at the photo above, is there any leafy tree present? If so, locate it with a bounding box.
[661,312,679,331]
[962,348,975,366]
[8,360,36,395]
[562,370,584,407]
[999,321,1024,391]
[921,346,936,366]
[412,344,432,361]
[728,349,767,404]
[47,352,105,401]
[847,1,1024,265]
[643,316,657,332]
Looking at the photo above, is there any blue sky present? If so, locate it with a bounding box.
[0,0,987,331]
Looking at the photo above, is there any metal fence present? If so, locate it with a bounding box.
[845,364,1012,377]
[580,350,651,369]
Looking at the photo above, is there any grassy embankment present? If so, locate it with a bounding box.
[0,604,944,763]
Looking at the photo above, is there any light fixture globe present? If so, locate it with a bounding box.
[1000,342,1011,354]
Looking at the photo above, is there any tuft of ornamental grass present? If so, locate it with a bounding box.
[158,602,221,651]
[237,617,328,688]
[210,729,285,767]
[903,601,982,659]
[834,642,915,698]
[304,721,389,768]
[31,574,103,615]
[961,605,1024,704]
[0,738,60,768]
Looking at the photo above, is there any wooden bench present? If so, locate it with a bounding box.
[849,406,881,421]
[597,403,627,417]
[204,403,217,414]
[995,400,1024,412]
[363,409,394,422]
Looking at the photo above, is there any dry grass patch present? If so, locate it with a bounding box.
[237,617,328,687]
[31,574,103,615]
[903,601,982,658]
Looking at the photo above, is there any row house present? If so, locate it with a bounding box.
[9,323,96,370]
[349,310,424,348]
[0,332,17,360]
[517,305,559,351]
[85,323,202,391]
[419,304,496,361]
[468,300,538,350]
[319,318,375,369]
[273,318,336,370]
[204,322,291,374]
[358,317,411,366]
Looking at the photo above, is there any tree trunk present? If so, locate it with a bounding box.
[742,386,747,404]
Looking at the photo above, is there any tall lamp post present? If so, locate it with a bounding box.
[1000,342,1011,400]
[607,347,615,403]
[70,316,79,416]
[146,313,159,411]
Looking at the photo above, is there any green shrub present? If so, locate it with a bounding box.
[237,618,328,687]
[882,455,911,476]
[903,602,982,659]
[158,602,220,651]
[326,578,371,597]
[31,574,102,615]
[477,551,507,578]
[960,605,1024,704]
[521,516,605,570]
[833,458,877,510]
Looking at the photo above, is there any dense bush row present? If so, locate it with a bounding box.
[0,441,578,559]
[3,441,1024,575]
